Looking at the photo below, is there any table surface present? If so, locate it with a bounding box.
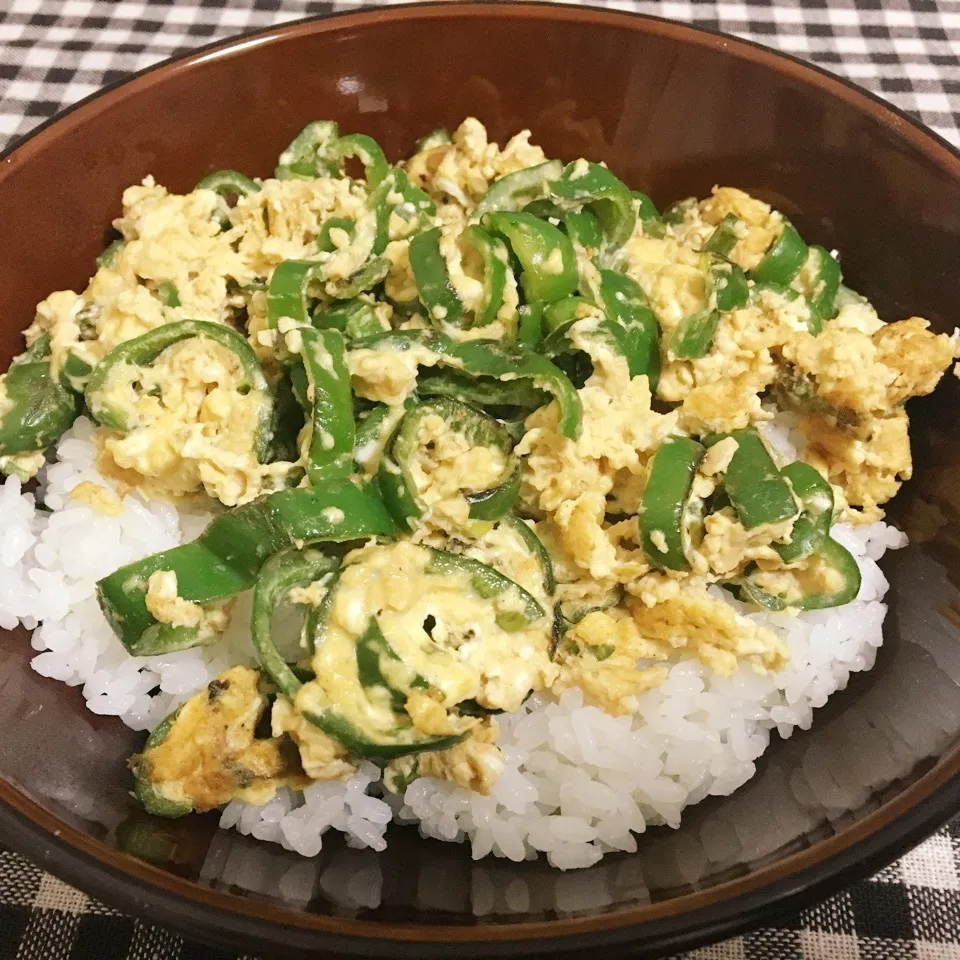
[2,0,960,958]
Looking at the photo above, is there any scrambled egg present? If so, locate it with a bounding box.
[17,116,957,803]
[135,666,304,812]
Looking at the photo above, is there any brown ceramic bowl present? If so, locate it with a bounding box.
[3,4,960,957]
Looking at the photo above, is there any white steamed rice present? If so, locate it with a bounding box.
[0,415,907,869]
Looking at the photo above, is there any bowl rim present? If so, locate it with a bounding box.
[2,3,960,956]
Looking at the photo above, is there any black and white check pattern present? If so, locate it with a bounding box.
[2,0,960,957]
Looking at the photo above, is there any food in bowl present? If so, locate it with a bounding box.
[0,117,955,870]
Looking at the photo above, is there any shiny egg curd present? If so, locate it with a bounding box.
[7,116,957,818]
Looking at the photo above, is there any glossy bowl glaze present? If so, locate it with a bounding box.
[2,4,960,957]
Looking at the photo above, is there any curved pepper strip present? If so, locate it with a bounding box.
[352,329,583,439]
[425,548,545,629]
[275,120,341,180]
[410,225,510,329]
[96,238,124,270]
[632,191,666,239]
[414,128,451,151]
[549,161,637,253]
[474,159,564,217]
[251,547,340,700]
[599,269,661,387]
[296,327,355,487]
[482,211,577,303]
[96,480,397,656]
[312,298,386,339]
[669,258,749,359]
[640,436,706,571]
[0,335,80,466]
[268,260,325,328]
[377,397,519,530]
[797,245,841,322]
[703,213,741,257]
[752,280,823,335]
[739,537,860,611]
[409,227,464,326]
[775,461,834,563]
[132,712,193,819]
[370,166,437,256]
[195,169,261,230]
[703,429,799,529]
[516,302,544,349]
[84,320,273,458]
[417,368,548,413]
[335,133,389,189]
[750,221,809,285]
[316,217,355,254]
[499,513,556,596]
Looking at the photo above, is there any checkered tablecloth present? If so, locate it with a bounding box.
[2,0,960,958]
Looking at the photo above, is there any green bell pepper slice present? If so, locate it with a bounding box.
[296,327,355,487]
[96,238,124,270]
[498,512,556,596]
[425,547,545,630]
[325,256,391,302]
[195,169,261,196]
[482,211,577,303]
[370,166,436,256]
[709,257,749,312]
[668,309,720,361]
[0,334,80,464]
[752,280,823,335]
[549,161,637,252]
[796,245,841,322]
[414,128,451,151]
[267,260,324,328]
[131,711,193,819]
[632,191,666,239]
[316,217,355,254]
[335,133,389,189]
[739,536,860,611]
[409,226,464,326]
[195,169,261,230]
[599,269,661,388]
[312,297,386,339]
[703,213,741,257]
[669,258,749,359]
[84,320,273,458]
[462,224,510,327]
[353,329,583,439]
[474,159,564,217]
[417,367,548,414]
[377,397,518,531]
[640,436,706,571]
[276,120,341,180]
[704,429,800,529]
[517,301,545,349]
[775,461,834,563]
[251,546,340,700]
[96,480,397,656]
[749,221,809,285]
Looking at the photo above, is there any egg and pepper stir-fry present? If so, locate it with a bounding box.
[1,119,955,815]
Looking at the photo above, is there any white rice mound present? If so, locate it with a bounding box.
[0,416,907,870]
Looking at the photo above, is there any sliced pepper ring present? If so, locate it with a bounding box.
[377,397,520,531]
[640,436,706,571]
[739,536,861,611]
[84,320,274,461]
[275,120,341,180]
[548,160,637,254]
